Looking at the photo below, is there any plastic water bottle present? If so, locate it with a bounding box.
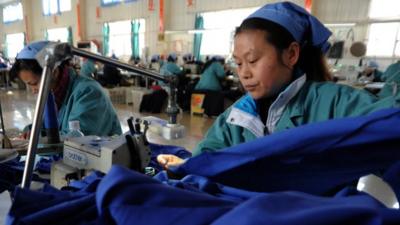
[66,120,84,138]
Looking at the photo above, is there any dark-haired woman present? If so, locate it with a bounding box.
[158,2,400,168]
[10,41,122,137]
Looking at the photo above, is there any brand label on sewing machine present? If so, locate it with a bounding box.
[64,148,88,167]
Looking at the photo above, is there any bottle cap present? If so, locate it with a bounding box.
[69,120,81,130]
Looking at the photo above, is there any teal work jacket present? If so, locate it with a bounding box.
[195,62,225,91]
[193,75,399,155]
[378,71,400,98]
[79,60,96,78]
[58,69,122,136]
[160,62,183,85]
[375,61,400,81]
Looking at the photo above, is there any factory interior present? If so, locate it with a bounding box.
[0,0,400,224]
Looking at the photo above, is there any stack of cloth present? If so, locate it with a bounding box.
[6,108,400,225]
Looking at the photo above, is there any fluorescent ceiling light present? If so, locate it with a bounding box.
[325,23,356,27]
[188,29,205,34]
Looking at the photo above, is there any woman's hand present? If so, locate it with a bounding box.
[157,154,184,169]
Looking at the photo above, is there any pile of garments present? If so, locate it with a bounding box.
[6,108,400,225]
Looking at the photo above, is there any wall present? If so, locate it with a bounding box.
[165,0,304,56]
[3,0,395,68]
[1,0,305,59]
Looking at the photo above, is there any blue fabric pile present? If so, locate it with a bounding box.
[6,108,400,225]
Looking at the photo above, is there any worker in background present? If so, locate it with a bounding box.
[194,56,226,91]
[160,53,184,80]
[79,58,96,78]
[377,70,400,98]
[149,54,161,71]
[182,53,193,64]
[157,2,400,169]
[379,60,400,81]
[359,60,379,82]
[0,52,9,68]
[366,60,400,82]
[100,63,123,87]
[10,41,122,137]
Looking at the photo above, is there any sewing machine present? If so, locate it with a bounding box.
[51,117,152,189]
[23,42,184,189]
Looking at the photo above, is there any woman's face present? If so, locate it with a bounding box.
[233,29,298,99]
[19,68,60,94]
[19,70,41,94]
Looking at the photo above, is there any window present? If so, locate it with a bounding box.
[6,33,25,59]
[101,0,122,6]
[47,27,69,43]
[42,0,71,15]
[367,23,399,57]
[3,3,23,23]
[107,19,145,58]
[369,0,400,19]
[366,0,400,57]
[200,7,259,57]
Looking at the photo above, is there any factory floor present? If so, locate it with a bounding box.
[0,88,215,222]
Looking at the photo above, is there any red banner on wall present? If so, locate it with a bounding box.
[148,0,154,11]
[76,3,82,40]
[96,6,101,18]
[24,15,30,43]
[187,0,194,7]
[305,0,312,12]
[159,0,164,32]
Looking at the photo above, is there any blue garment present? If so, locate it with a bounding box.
[195,62,225,91]
[246,2,332,53]
[58,69,122,136]
[9,163,400,225]
[7,109,400,224]
[7,176,99,225]
[175,108,400,195]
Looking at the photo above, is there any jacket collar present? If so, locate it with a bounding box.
[227,75,306,137]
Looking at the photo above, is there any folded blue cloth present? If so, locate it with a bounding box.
[173,108,400,195]
[7,108,400,225]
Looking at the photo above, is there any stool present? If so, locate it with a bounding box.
[190,93,205,116]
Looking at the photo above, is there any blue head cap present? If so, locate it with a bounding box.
[16,41,50,59]
[368,60,379,68]
[183,53,192,59]
[151,54,160,61]
[167,53,177,61]
[211,55,224,61]
[246,2,332,53]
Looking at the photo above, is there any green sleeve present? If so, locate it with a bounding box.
[330,84,399,117]
[171,64,183,75]
[213,63,225,79]
[192,112,233,156]
[281,82,400,130]
[378,71,400,98]
[64,84,122,136]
